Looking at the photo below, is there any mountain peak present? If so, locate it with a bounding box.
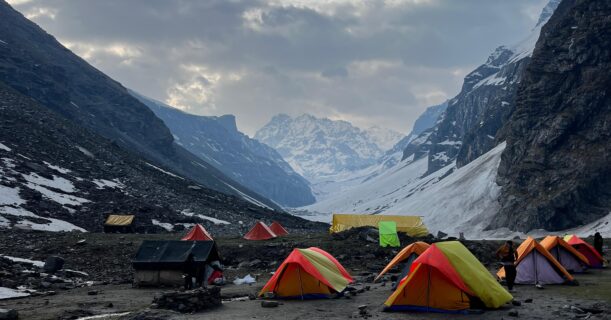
[536,0,562,28]
[216,114,237,133]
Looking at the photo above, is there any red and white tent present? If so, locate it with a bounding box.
[270,221,289,236]
[243,221,277,240]
[182,224,213,241]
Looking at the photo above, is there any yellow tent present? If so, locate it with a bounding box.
[330,214,428,237]
[385,241,512,313]
[104,214,135,233]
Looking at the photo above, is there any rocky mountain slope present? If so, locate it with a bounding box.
[298,0,611,237]
[0,0,278,209]
[493,0,611,232]
[254,114,403,183]
[401,0,561,175]
[131,92,315,207]
[0,82,324,233]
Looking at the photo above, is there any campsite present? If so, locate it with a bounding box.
[0,223,608,320]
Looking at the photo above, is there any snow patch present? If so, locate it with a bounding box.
[0,255,44,267]
[22,173,75,193]
[92,179,124,190]
[43,161,71,174]
[145,163,184,180]
[25,182,89,206]
[0,142,11,152]
[151,219,173,231]
[0,287,30,300]
[76,146,94,158]
[0,185,25,206]
[0,206,86,232]
[181,210,230,225]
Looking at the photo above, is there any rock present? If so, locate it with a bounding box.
[152,287,221,313]
[512,300,522,306]
[525,298,533,303]
[87,290,98,296]
[508,311,519,317]
[0,309,18,320]
[43,256,64,273]
[248,259,262,267]
[358,305,367,311]
[436,231,448,239]
[104,302,114,308]
[261,300,279,308]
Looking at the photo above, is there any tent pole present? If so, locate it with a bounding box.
[298,266,304,300]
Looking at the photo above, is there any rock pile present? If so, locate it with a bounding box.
[152,287,222,313]
[0,256,90,294]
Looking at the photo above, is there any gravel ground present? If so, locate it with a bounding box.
[0,230,608,319]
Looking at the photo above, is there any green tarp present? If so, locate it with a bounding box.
[379,221,400,247]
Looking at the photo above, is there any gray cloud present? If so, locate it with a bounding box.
[8,0,548,135]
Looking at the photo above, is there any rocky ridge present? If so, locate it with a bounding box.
[132,92,315,208]
[493,0,611,231]
[0,0,278,209]
[0,82,325,233]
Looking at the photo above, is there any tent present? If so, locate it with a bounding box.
[243,221,277,240]
[375,241,430,282]
[384,241,512,313]
[497,237,574,285]
[564,235,605,268]
[540,236,588,273]
[182,224,213,241]
[104,214,135,233]
[330,214,428,237]
[379,221,400,247]
[132,240,220,287]
[270,221,289,236]
[259,247,353,299]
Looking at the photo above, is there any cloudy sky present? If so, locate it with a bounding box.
[8,0,548,136]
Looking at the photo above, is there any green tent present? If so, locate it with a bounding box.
[379,221,400,247]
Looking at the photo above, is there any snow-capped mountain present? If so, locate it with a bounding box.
[254,114,404,183]
[297,0,611,237]
[364,126,405,151]
[131,92,316,207]
[397,1,562,178]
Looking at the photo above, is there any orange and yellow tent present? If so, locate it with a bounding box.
[540,236,588,273]
[375,241,430,282]
[259,247,353,299]
[564,235,605,268]
[497,237,573,284]
[270,221,289,236]
[243,221,277,240]
[181,224,213,241]
[384,241,511,313]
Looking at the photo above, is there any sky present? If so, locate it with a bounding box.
[8,0,548,136]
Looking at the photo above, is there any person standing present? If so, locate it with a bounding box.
[496,240,518,292]
[183,253,196,290]
[594,232,603,256]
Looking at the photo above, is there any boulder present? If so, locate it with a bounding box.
[0,309,18,320]
[43,256,64,273]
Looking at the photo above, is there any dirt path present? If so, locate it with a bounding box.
[1,269,608,320]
